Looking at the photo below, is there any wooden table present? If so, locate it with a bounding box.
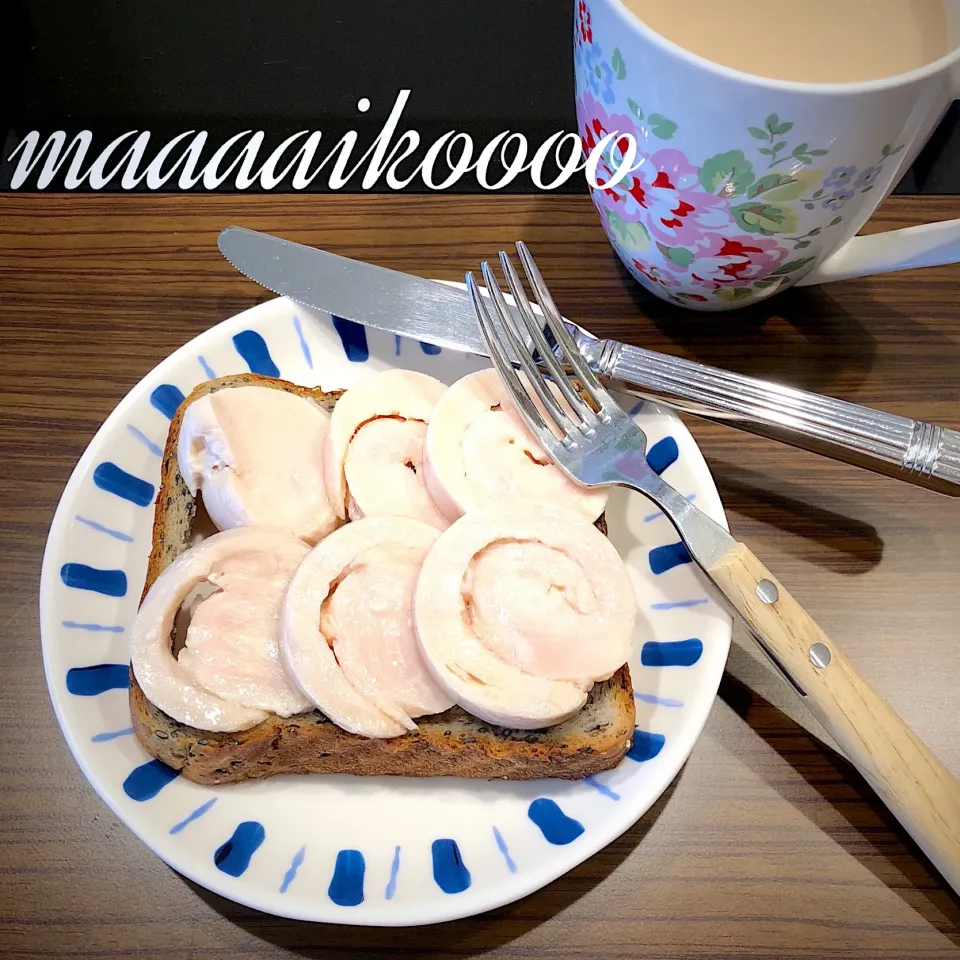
[1,194,958,959]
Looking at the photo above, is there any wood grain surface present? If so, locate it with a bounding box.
[1,194,958,959]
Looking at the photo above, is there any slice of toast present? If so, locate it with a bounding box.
[130,373,636,785]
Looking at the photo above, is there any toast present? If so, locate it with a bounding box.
[130,373,636,784]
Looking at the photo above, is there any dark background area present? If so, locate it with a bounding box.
[2,0,959,193]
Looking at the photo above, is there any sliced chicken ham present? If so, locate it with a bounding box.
[413,504,636,729]
[423,369,608,524]
[130,527,312,732]
[178,385,338,545]
[323,370,449,528]
[281,516,454,738]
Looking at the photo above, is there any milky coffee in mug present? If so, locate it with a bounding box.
[620,0,948,84]
[575,0,960,310]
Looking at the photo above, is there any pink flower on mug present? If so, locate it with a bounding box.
[631,259,681,290]
[576,1,593,45]
[687,234,787,290]
[578,92,647,210]
[623,150,735,247]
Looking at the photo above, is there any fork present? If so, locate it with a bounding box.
[466,242,960,893]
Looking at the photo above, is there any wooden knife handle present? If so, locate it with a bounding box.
[708,542,960,892]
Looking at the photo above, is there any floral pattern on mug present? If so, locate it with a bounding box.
[574,2,906,307]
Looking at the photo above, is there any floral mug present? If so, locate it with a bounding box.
[574,0,960,310]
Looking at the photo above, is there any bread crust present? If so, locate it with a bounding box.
[130,374,635,784]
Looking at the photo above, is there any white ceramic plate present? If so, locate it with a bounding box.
[40,294,732,925]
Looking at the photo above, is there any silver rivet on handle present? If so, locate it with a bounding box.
[809,642,832,668]
[756,579,779,604]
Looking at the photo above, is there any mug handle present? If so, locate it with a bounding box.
[795,216,960,286]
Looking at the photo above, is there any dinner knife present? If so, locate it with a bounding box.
[218,226,960,497]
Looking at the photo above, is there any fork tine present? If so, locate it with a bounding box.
[480,262,571,439]
[466,271,559,454]
[497,251,597,426]
[516,241,608,404]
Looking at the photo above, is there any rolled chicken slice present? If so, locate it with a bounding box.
[131,527,312,732]
[178,384,338,545]
[423,368,608,523]
[281,516,455,738]
[414,503,636,729]
[323,369,449,528]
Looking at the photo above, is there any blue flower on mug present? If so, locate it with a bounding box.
[855,164,883,190]
[822,188,855,212]
[823,166,856,189]
[583,42,616,105]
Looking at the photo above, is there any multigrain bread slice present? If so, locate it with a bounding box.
[130,373,636,785]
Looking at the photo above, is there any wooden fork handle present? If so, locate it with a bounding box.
[708,542,960,892]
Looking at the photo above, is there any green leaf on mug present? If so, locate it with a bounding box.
[612,47,627,80]
[753,279,782,290]
[732,201,798,236]
[765,113,780,132]
[804,202,815,210]
[794,240,812,249]
[714,287,754,302]
[808,149,829,156]
[699,150,756,197]
[774,122,794,135]
[771,256,816,276]
[627,98,644,121]
[748,126,768,140]
[829,216,843,226]
[812,188,824,199]
[657,242,694,267]
[758,168,822,202]
[758,148,774,156]
[648,113,678,140]
[772,141,787,153]
[606,210,651,251]
[792,142,810,156]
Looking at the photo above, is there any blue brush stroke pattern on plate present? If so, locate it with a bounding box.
[170,798,218,835]
[385,845,401,900]
[627,730,666,763]
[649,542,693,575]
[650,597,709,611]
[198,355,217,379]
[75,515,134,542]
[62,621,124,633]
[431,839,471,894]
[419,341,442,355]
[332,316,369,362]
[328,849,365,906]
[292,316,313,369]
[93,462,155,507]
[646,436,679,475]
[150,384,185,420]
[635,692,684,708]
[91,727,134,743]
[584,776,621,801]
[123,759,180,801]
[528,798,585,845]
[215,821,266,877]
[233,330,280,377]
[492,827,517,873]
[126,424,163,456]
[641,638,703,667]
[60,563,127,596]
[66,663,129,696]
[280,845,306,894]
